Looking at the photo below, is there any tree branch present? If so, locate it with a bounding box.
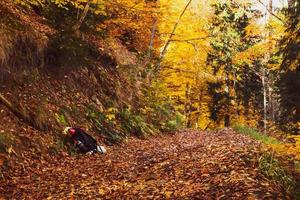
[72,0,93,34]
[159,0,193,61]
[255,0,287,25]
[169,36,209,42]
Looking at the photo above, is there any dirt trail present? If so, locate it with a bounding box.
[2,129,287,199]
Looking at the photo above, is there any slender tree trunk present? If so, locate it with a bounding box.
[147,19,157,59]
[157,0,193,72]
[233,69,239,118]
[195,88,204,129]
[72,0,93,35]
[288,0,295,8]
[269,0,273,15]
[268,73,276,121]
[224,66,231,127]
[184,82,192,128]
[262,68,267,134]
[259,0,273,134]
[268,0,273,123]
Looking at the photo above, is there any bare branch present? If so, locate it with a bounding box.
[72,0,93,34]
[169,36,209,42]
[159,0,193,61]
[255,0,287,24]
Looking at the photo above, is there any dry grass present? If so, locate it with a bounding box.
[0,0,50,85]
[0,27,47,84]
[0,28,47,69]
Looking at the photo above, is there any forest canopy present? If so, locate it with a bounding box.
[7,0,299,134]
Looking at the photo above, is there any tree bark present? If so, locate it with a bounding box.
[224,67,231,127]
[147,19,157,59]
[72,0,93,35]
[288,0,295,8]
[184,82,192,128]
[262,67,267,134]
[195,87,204,129]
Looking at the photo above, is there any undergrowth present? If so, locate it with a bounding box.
[233,125,280,144]
[86,106,157,143]
[86,107,123,144]
[118,107,157,138]
[259,151,295,193]
[234,124,300,198]
[48,136,78,156]
[0,132,15,153]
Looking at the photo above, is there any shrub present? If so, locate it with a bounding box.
[164,111,185,132]
[140,80,185,133]
[118,108,157,138]
[48,136,78,155]
[55,112,68,126]
[86,107,123,143]
[269,135,300,161]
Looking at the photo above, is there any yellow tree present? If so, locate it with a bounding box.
[158,0,213,128]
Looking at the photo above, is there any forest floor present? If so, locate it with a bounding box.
[1,129,291,199]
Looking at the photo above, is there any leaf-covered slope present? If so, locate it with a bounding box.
[0,0,150,175]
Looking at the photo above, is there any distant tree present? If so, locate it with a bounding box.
[207,1,255,127]
[279,0,300,133]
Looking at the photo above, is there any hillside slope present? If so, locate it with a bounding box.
[0,0,162,176]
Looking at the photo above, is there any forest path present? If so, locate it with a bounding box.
[3,129,285,199]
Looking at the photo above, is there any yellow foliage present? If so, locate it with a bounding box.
[106,107,118,121]
[158,0,213,128]
[269,135,300,161]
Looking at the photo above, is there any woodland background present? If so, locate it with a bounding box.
[0,0,299,197]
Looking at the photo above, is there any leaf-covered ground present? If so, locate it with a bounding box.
[1,129,287,199]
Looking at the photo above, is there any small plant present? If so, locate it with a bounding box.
[86,107,123,143]
[54,137,66,151]
[119,108,157,138]
[0,132,15,153]
[49,136,79,155]
[48,137,65,154]
[55,113,68,126]
[164,111,185,132]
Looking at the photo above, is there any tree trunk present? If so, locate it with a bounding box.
[184,82,192,128]
[233,69,239,117]
[224,67,231,127]
[147,19,157,59]
[288,0,295,8]
[195,88,204,129]
[262,68,267,134]
[269,0,273,13]
[268,0,274,123]
[268,73,277,121]
[72,0,93,35]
